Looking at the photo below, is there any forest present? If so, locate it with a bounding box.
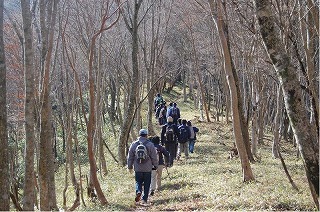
[0,0,318,211]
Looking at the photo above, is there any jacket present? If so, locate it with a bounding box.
[127,137,159,172]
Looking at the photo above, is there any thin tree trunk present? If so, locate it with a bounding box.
[272,85,282,158]
[20,0,36,209]
[255,0,319,208]
[209,0,254,182]
[118,0,143,166]
[0,0,9,209]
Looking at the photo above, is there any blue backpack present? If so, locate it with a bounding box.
[178,125,189,143]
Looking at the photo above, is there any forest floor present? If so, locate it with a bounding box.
[55,87,317,211]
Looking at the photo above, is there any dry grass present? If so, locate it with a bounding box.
[55,87,317,211]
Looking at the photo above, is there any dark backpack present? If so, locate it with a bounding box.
[135,141,148,163]
[171,107,178,117]
[178,125,189,143]
[165,125,175,142]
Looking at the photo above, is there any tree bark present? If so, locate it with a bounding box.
[118,0,143,166]
[20,0,36,210]
[0,0,9,210]
[38,0,59,210]
[209,0,254,182]
[255,0,319,208]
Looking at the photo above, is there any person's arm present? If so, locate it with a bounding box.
[127,142,135,170]
[149,144,159,168]
[160,126,165,145]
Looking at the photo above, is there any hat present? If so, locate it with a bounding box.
[139,129,148,136]
[167,116,173,123]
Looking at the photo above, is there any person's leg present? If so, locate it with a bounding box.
[156,165,164,190]
[150,170,156,194]
[184,142,189,158]
[135,172,143,201]
[189,140,195,153]
[176,143,181,160]
[142,172,152,202]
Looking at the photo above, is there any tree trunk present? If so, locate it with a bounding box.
[0,0,9,209]
[118,0,143,166]
[255,0,319,208]
[209,0,254,182]
[272,85,282,158]
[38,0,59,210]
[20,0,36,210]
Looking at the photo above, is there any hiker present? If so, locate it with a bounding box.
[149,136,170,196]
[177,119,191,160]
[155,102,164,120]
[158,104,167,125]
[187,120,199,153]
[127,129,158,206]
[169,102,180,125]
[160,116,179,166]
[154,93,164,112]
[166,102,173,119]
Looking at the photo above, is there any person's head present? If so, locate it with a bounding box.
[139,129,148,137]
[187,120,192,126]
[167,116,173,123]
[157,93,160,97]
[169,102,173,107]
[182,119,187,125]
[151,136,160,145]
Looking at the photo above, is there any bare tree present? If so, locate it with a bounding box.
[20,0,36,210]
[118,0,144,166]
[209,0,254,182]
[0,0,9,210]
[255,0,319,208]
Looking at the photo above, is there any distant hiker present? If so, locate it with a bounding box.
[149,136,170,196]
[177,119,191,160]
[155,102,165,119]
[160,116,179,166]
[187,120,199,153]
[166,102,173,119]
[127,129,158,206]
[169,102,180,124]
[154,93,164,112]
[158,104,167,125]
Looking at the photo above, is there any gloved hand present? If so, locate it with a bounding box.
[128,169,133,174]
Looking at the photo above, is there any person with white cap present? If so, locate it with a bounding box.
[127,129,158,206]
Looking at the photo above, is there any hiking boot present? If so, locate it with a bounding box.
[140,200,150,206]
[135,191,141,202]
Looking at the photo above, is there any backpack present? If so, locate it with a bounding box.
[165,125,175,142]
[178,125,189,143]
[171,107,178,117]
[135,141,148,163]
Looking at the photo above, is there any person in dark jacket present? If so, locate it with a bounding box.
[187,120,199,153]
[127,129,158,206]
[160,116,179,166]
[149,136,170,195]
[177,119,191,160]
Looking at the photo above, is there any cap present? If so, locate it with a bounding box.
[167,116,173,123]
[139,129,148,136]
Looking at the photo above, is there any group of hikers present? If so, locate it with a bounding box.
[127,93,199,206]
